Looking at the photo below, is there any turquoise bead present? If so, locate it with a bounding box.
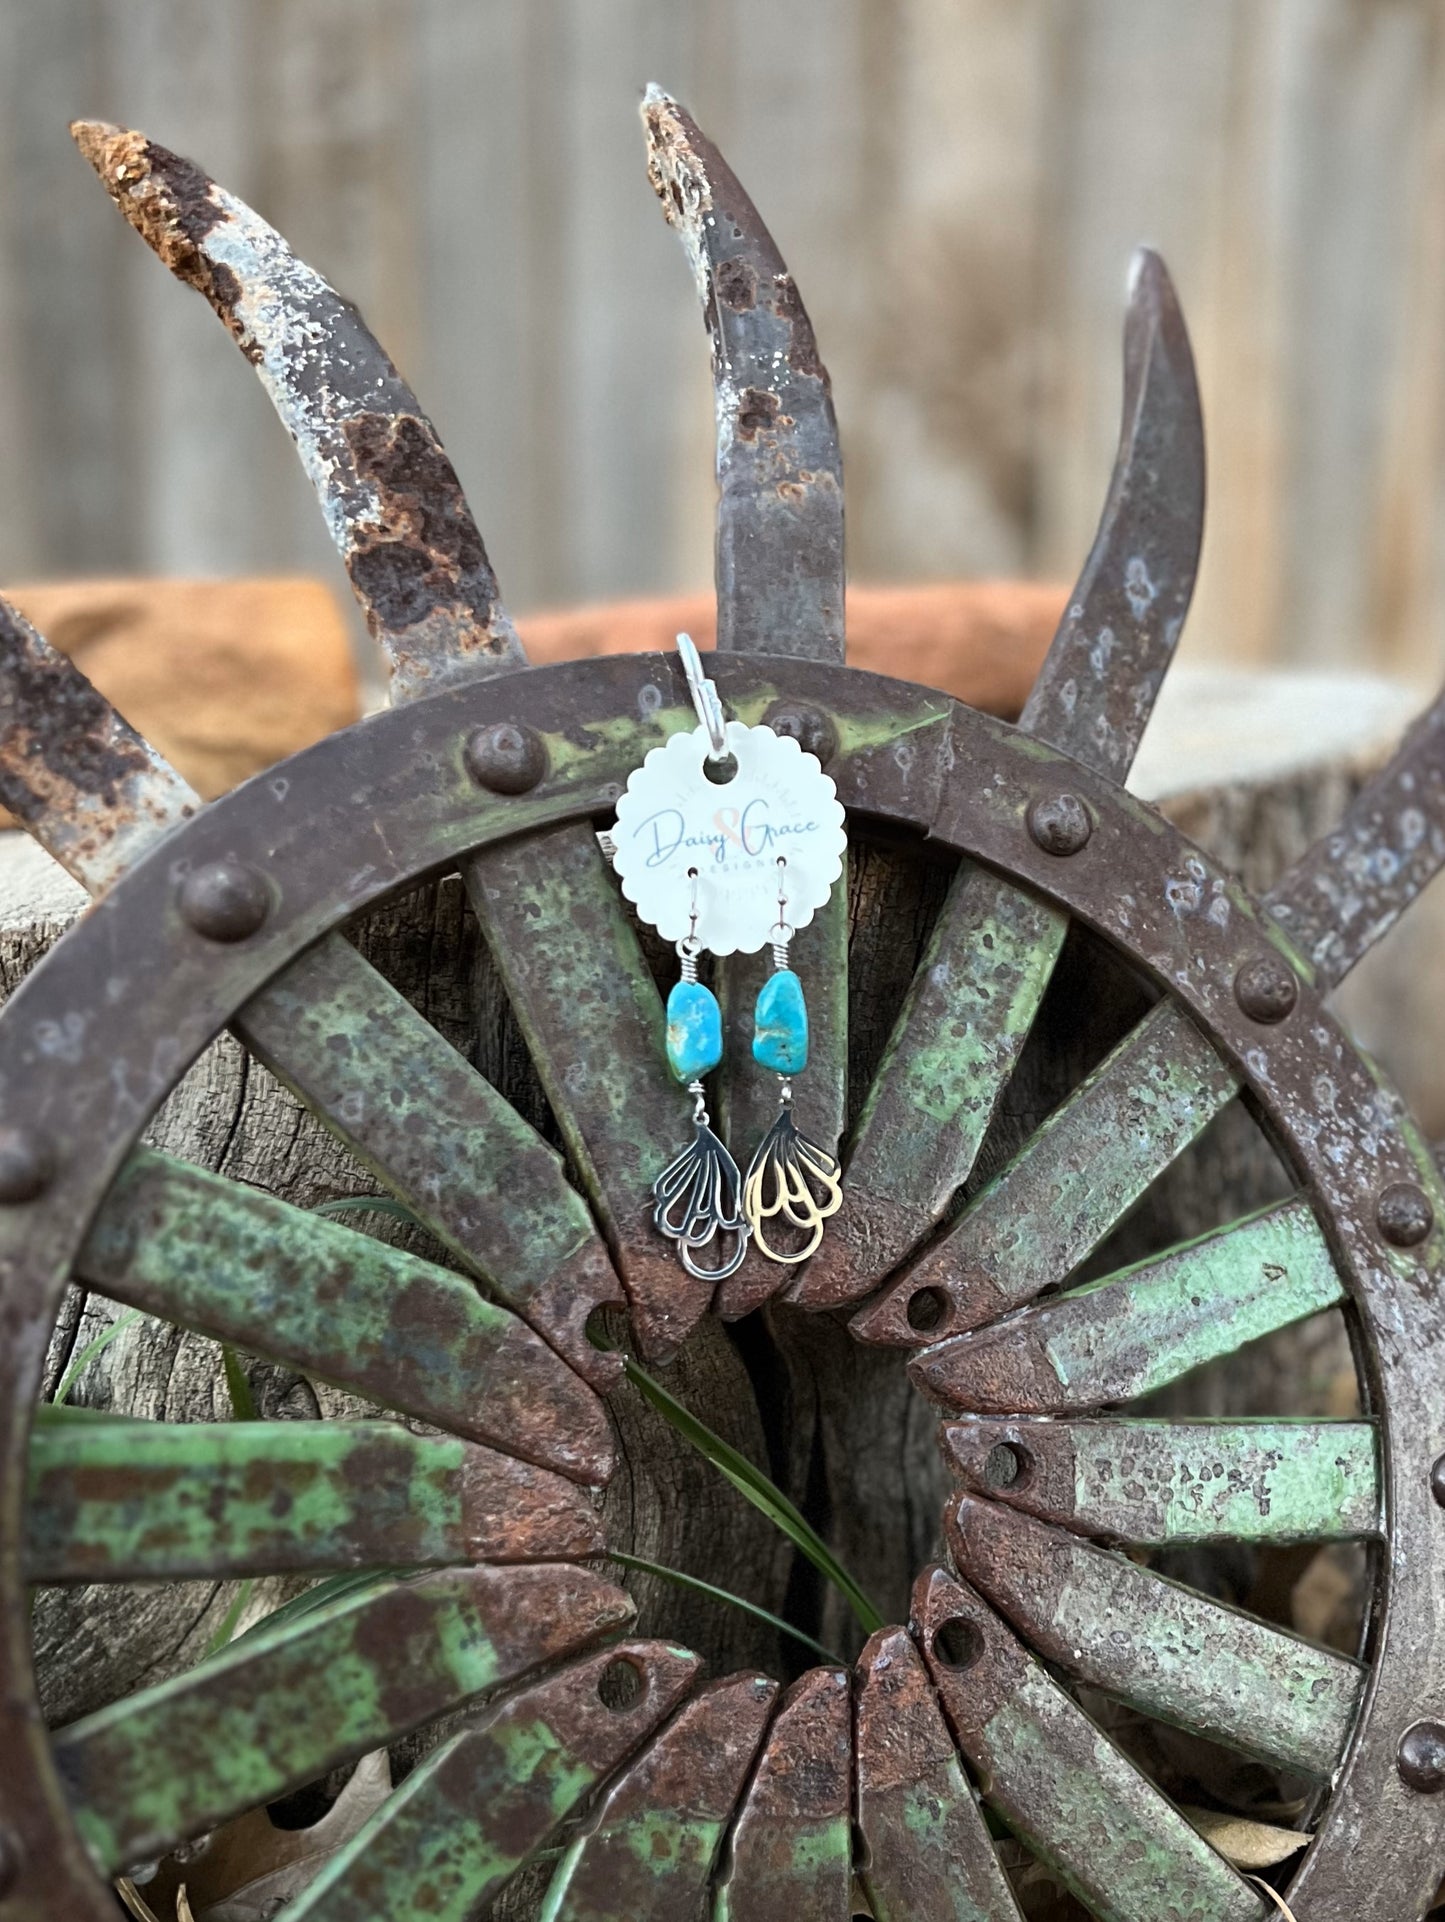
[753,968,808,1075]
[666,979,723,1082]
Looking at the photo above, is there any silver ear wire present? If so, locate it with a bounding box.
[676,632,729,760]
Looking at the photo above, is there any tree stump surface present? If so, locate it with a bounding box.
[12,665,1429,1743]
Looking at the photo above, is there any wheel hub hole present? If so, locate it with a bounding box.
[984,1441,1030,1490]
[598,1656,645,1711]
[933,1615,985,1670]
[906,1286,948,1333]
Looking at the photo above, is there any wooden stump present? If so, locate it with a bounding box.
[15,664,1428,1743]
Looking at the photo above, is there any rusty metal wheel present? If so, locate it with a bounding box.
[2,89,1444,1922]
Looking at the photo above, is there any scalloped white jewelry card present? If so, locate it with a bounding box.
[610,721,847,955]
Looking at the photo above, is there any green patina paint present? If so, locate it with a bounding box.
[946,999,1238,1305]
[861,1775,1020,1922]
[976,1668,1264,1922]
[55,1572,516,1873]
[26,1418,465,1581]
[1046,1558,1361,1778]
[1069,1418,1381,1543]
[1041,1198,1345,1404]
[240,934,597,1304]
[76,1148,607,1480]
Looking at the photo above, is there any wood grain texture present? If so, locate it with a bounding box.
[3,3,1444,688]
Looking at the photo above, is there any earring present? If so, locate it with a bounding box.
[742,858,843,1263]
[652,868,749,1280]
[607,632,846,1285]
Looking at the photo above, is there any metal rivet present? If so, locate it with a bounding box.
[179,860,271,942]
[1430,1456,1445,1509]
[761,700,838,768]
[464,721,547,794]
[1026,793,1092,857]
[1399,1721,1445,1793]
[1233,954,1298,1024]
[0,1126,54,1204]
[1377,1181,1434,1249]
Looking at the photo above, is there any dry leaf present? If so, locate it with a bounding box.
[1246,1873,1301,1919]
[177,1892,196,1922]
[1181,1806,1309,1870]
[115,1882,165,1922]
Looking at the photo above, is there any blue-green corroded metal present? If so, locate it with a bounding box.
[940,1416,1382,1545]
[855,998,1237,1343]
[712,1667,853,1922]
[26,1418,604,1582]
[284,1642,700,1922]
[74,1148,612,1484]
[539,1672,777,1921]
[855,1626,1023,1922]
[910,1198,1345,1414]
[235,933,623,1387]
[667,979,724,1083]
[913,1567,1264,1922]
[947,1495,1363,1780]
[752,969,808,1075]
[54,1564,634,1874]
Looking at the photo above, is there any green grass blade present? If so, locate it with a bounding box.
[311,1195,424,1225]
[609,1551,845,1665]
[53,1307,145,1405]
[623,1358,884,1634]
[220,1344,258,1421]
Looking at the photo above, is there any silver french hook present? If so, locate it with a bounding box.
[676,631,729,761]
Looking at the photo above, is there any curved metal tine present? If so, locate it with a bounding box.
[0,596,197,893]
[946,1494,1362,1782]
[72,119,722,1361]
[26,1417,605,1583]
[1265,678,1445,988]
[643,87,847,1319]
[911,1567,1265,1922]
[538,1671,778,1920]
[858,673,1445,1348]
[71,121,522,700]
[284,1641,701,1922]
[0,599,622,1384]
[808,252,1205,1313]
[53,1563,636,1876]
[855,1625,1024,1922]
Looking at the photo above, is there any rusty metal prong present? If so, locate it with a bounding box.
[70,120,524,703]
[1265,681,1445,990]
[1020,247,1205,779]
[641,85,844,666]
[0,594,196,895]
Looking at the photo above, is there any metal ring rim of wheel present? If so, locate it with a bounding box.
[1,86,1444,1922]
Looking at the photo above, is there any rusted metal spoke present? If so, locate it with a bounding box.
[940,1416,1382,1545]
[0,601,622,1383]
[853,1001,1235,1345]
[53,1564,633,1876]
[802,252,1204,1310]
[26,1418,604,1583]
[539,1671,778,1920]
[908,1198,1344,1415]
[644,89,848,1314]
[711,1666,853,1921]
[912,1567,1265,1922]
[947,1495,1362,1779]
[72,123,522,699]
[1266,680,1445,989]
[0,596,196,893]
[284,1641,700,1922]
[855,1625,1023,1922]
[77,1149,614,1484]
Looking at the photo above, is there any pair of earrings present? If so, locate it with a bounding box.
[609,636,846,1281]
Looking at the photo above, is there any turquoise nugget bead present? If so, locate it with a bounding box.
[666,979,723,1082]
[753,968,809,1074]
